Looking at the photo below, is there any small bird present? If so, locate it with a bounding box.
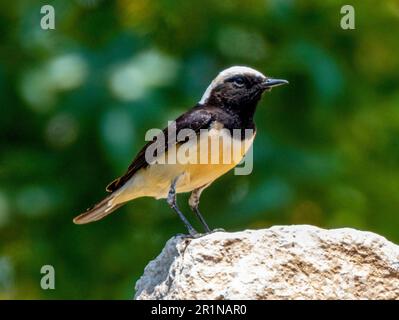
[73,66,288,235]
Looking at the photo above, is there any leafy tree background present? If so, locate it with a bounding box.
[1,0,399,299]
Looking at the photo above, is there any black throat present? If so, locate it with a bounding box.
[224,99,259,130]
[208,94,262,132]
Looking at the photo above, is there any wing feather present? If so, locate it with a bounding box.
[106,106,214,192]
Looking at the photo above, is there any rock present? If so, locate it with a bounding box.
[134,225,399,300]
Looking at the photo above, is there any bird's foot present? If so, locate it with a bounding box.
[177,232,203,239]
[210,228,226,233]
[177,228,226,239]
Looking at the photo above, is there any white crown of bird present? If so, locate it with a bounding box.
[199,66,266,104]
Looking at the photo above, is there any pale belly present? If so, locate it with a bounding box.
[114,128,255,203]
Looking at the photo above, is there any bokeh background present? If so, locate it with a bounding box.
[1,0,399,299]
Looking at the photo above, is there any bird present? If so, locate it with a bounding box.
[73,66,288,236]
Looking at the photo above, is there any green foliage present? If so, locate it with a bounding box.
[1,0,399,299]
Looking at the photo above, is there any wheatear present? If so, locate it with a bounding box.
[73,66,288,236]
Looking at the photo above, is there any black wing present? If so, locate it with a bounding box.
[106,106,214,192]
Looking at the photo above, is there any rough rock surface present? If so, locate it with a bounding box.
[134,225,399,300]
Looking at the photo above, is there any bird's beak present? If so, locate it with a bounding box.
[262,78,289,91]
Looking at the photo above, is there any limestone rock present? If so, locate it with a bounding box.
[134,225,399,300]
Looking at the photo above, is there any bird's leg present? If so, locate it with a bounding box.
[189,184,211,233]
[167,176,198,237]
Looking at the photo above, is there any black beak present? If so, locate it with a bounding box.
[262,78,289,90]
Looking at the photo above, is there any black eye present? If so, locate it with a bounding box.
[232,76,245,87]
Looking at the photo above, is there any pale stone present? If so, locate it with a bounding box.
[134,225,399,300]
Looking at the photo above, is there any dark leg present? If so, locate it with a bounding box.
[189,184,211,233]
[167,176,197,236]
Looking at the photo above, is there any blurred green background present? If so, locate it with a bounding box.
[1,0,399,299]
